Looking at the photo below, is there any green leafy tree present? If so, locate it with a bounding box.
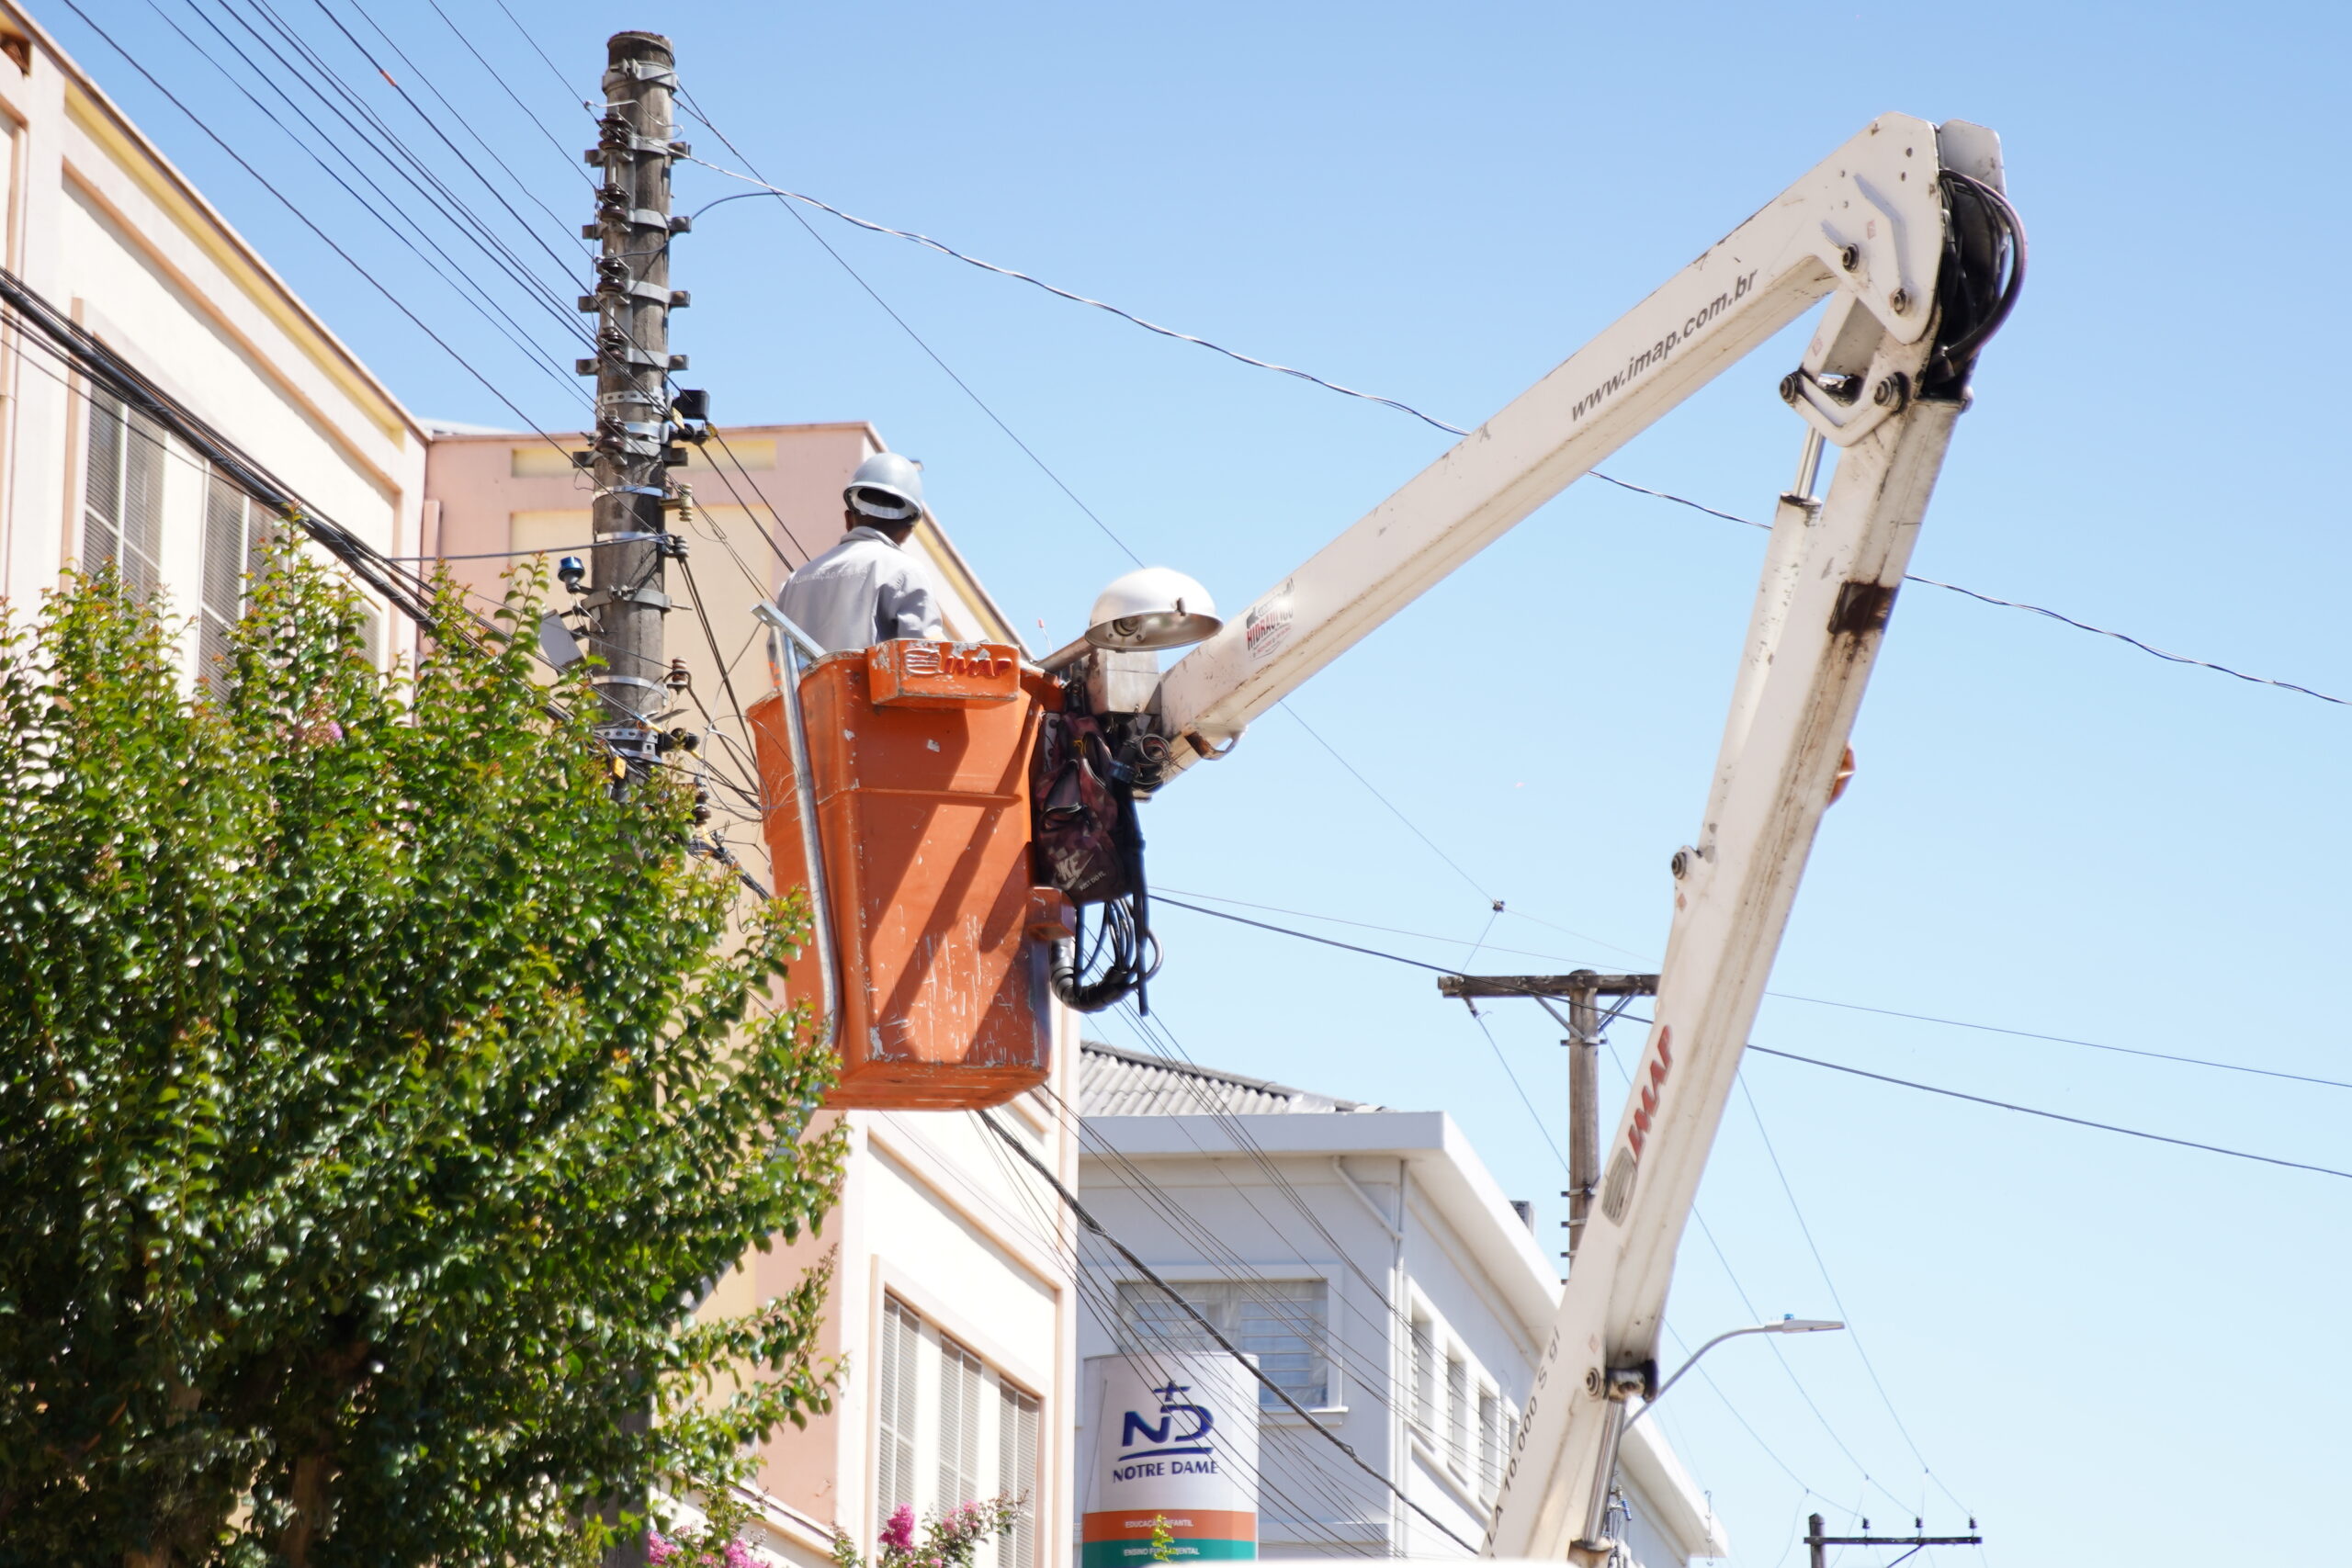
[0,557,842,1565]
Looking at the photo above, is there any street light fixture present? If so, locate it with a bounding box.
[1623,1315,1844,1432]
[1574,1315,1844,1554]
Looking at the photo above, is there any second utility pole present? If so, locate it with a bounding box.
[582,29,685,776]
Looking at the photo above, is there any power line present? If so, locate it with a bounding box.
[1674,1190,1919,1521]
[1279,704,1498,906]
[1096,1004,1432,1353]
[673,97,1594,964]
[213,0,589,336]
[1897,568,2347,707]
[278,0,587,288]
[1742,1043,2352,1184]
[413,0,599,185]
[323,0,594,252]
[140,0,584,391]
[682,157,1468,439]
[681,159,2347,712]
[1178,884,2352,1099]
[1765,992,2352,1093]
[977,1108,1483,1556]
[1736,1076,1975,1518]
[53,0,580,458]
[953,1117,1384,1557]
[671,95,1140,570]
[1037,1078,1428,1450]
[973,1137,1389,1559]
[1479,1001,1917,1520]
[699,423,814,566]
[1161,892,2352,1111]
[483,0,593,117]
[1154,885,1599,969]
[1156,895,1457,974]
[385,542,601,561]
[1464,1007,1568,1172]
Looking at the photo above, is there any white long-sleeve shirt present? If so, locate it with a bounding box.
[774,525,946,654]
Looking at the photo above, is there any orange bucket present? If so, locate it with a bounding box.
[747,641,1057,1110]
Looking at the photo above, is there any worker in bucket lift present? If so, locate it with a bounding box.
[775,451,947,653]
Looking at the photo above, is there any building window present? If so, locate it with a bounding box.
[1445,1356,1471,1474]
[1115,1279,1329,1409]
[1478,1389,1502,1495]
[198,469,273,692]
[878,1296,922,1517]
[997,1382,1040,1568]
[83,387,165,597]
[875,1295,1040,1566]
[938,1336,985,1518]
[1409,1317,1437,1438]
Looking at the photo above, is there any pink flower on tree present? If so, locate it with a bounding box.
[833,1494,1018,1568]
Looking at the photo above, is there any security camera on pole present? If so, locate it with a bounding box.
[579,29,690,781]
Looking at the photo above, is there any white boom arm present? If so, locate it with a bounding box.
[1155,113,2000,765]
[1144,115,2012,1560]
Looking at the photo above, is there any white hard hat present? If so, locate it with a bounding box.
[843,451,925,523]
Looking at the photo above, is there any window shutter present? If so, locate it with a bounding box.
[120,406,166,598]
[997,1382,1040,1567]
[199,472,247,691]
[84,389,123,568]
[937,1337,983,1512]
[878,1298,920,1517]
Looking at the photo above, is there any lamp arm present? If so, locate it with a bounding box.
[1622,1324,1777,1432]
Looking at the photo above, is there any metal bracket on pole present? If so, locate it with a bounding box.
[1436,972,1659,1001]
[1804,1514,1984,1568]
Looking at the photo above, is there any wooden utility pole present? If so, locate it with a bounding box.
[582,29,685,778]
[1433,970,1657,1269]
[582,39,684,1562]
[1565,981,1600,1264]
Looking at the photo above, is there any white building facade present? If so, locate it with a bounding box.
[1077,1042,1728,1563]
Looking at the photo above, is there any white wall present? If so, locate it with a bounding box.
[1079,1109,1724,1563]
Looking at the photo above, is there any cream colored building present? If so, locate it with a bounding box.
[424,423,1083,1568]
[0,0,423,660]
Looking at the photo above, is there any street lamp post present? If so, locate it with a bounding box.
[1622,1316,1844,1432]
[1574,1316,1844,1556]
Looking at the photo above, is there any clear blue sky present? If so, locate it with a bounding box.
[50,0,2352,1560]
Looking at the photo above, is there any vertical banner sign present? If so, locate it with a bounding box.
[1081,1352,1260,1564]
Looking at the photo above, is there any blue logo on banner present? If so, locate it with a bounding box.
[1119,1382,1216,1461]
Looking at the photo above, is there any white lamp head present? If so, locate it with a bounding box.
[1773,1317,1846,1334]
[1084,566,1221,652]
